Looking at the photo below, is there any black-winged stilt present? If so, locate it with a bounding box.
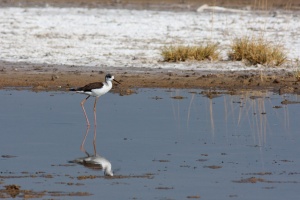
[70,74,120,155]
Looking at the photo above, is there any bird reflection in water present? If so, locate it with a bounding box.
[71,152,113,177]
[70,126,113,177]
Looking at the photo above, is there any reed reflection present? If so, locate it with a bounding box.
[168,89,293,146]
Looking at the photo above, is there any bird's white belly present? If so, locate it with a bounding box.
[91,86,111,97]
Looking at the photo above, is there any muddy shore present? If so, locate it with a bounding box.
[0,61,299,95]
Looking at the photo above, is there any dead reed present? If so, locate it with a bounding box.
[161,43,220,62]
[295,71,300,81]
[228,36,287,66]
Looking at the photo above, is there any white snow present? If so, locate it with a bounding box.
[0,7,299,71]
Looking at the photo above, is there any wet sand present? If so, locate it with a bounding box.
[0,61,299,95]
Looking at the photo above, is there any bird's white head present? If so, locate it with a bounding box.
[105,74,114,82]
[105,74,121,84]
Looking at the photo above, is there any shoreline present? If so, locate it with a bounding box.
[0,61,299,95]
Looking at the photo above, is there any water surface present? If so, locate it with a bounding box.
[0,89,299,199]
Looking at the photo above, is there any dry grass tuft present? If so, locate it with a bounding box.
[228,36,287,66]
[161,43,220,62]
[293,59,300,81]
[294,67,300,81]
[295,71,300,81]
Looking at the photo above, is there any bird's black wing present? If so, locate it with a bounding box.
[77,82,104,92]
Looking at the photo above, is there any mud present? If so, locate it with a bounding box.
[0,61,299,95]
[0,170,154,198]
[0,183,92,198]
[233,177,299,184]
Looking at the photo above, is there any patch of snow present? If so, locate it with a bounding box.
[0,7,299,72]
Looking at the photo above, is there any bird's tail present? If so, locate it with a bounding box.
[69,88,77,91]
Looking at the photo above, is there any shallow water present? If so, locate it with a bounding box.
[0,89,299,199]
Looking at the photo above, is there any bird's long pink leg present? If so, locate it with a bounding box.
[80,125,90,156]
[80,96,90,126]
[80,96,90,155]
[93,97,99,155]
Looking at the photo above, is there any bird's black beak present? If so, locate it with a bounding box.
[114,79,121,84]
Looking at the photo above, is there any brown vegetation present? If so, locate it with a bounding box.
[162,43,219,62]
[228,36,287,66]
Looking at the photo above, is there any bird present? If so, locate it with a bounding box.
[70,74,121,156]
[70,153,114,176]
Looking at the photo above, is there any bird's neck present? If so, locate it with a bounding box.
[104,164,113,176]
[105,81,112,87]
[105,166,111,172]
